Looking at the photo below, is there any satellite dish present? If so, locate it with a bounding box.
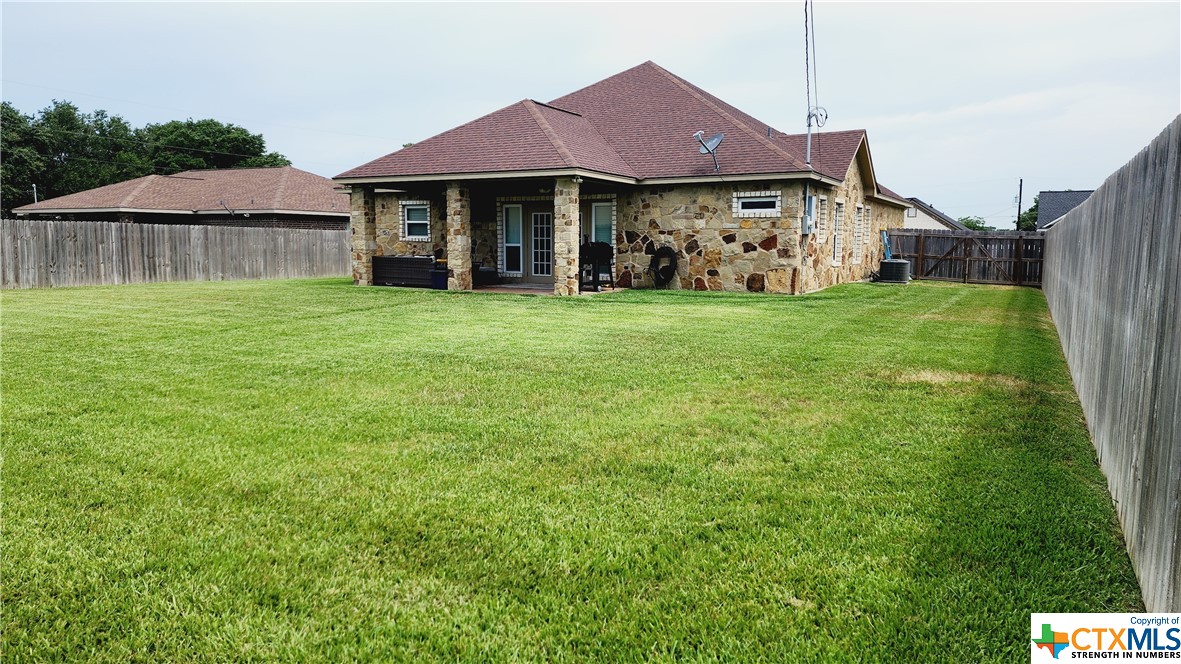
[698,132,724,154]
[693,130,725,171]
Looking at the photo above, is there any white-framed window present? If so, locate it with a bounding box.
[817,196,828,243]
[590,202,613,244]
[833,201,845,265]
[400,200,431,241]
[906,206,917,218]
[853,205,864,264]
[502,204,523,275]
[732,190,782,218]
[864,205,872,244]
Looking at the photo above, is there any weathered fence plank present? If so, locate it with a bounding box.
[1043,114,1181,611]
[888,229,1044,287]
[0,219,350,289]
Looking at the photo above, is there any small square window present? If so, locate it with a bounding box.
[733,191,782,218]
[402,202,430,240]
[739,198,778,210]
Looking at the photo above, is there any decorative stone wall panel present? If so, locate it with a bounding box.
[374,192,445,259]
[349,187,376,285]
[446,183,472,290]
[553,177,580,296]
[614,182,804,293]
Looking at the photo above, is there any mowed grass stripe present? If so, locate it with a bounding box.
[2,279,1140,662]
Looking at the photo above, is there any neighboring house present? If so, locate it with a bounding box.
[1036,190,1094,230]
[12,166,350,230]
[903,197,970,231]
[335,61,909,295]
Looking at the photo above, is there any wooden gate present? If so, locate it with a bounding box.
[887,229,1044,287]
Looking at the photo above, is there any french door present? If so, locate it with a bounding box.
[530,212,553,280]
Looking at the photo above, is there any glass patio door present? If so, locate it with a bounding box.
[531,212,553,279]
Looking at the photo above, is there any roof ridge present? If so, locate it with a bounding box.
[523,100,578,168]
[648,62,807,171]
[530,100,582,117]
[573,108,642,180]
[272,165,291,209]
[118,175,159,208]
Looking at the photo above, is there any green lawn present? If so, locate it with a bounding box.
[2,278,1142,661]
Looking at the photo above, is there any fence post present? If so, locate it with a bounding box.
[963,237,970,283]
[1015,236,1024,286]
[916,231,925,279]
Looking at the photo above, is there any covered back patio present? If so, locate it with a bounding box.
[345,174,622,296]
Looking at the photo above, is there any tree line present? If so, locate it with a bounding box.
[1,101,290,216]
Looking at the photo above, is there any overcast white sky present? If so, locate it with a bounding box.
[3,1,1178,228]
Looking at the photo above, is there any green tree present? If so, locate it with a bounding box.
[1,102,46,215]
[1016,195,1039,231]
[2,101,292,214]
[35,101,149,200]
[958,216,995,232]
[136,118,290,173]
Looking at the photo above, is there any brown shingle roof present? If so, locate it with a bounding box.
[15,166,349,215]
[336,61,881,183]
[550,61,808,179]
[340,99,638,179]
[776,129,865,182]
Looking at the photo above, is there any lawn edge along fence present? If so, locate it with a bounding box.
[0,219,350,289]
[1043,114,1181,612]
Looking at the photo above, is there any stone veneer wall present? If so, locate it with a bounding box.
[553,177,580,296]
[350,187,376,285]
[615,181,806,294]
[797,157,906,293]
[373,191,446,259]
[614,173,904,295]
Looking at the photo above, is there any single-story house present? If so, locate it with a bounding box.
[1036,189,1094,230]
[903,197,970,231]
[12,166,350,230]
[334,61,909,295]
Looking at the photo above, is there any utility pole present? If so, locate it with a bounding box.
[1016,178,1023,229]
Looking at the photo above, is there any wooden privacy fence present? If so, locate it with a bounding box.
[1042,115,1180,612]
[0,219,350,289]
[888,229,1044,287]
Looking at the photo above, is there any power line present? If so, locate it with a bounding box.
[39,154,176,174]
[36,127,277,161]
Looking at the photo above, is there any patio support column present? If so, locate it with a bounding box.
[446,182,472,290]
[554,177,580,296]
[350,185,376,285]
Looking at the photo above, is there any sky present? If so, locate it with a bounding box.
[2,1,1178,229]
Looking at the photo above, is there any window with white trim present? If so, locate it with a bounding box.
[590,202,613,244]
[853,205,864,264]
[817,196,828,243]
[732,190,782,218]
[502,204,523,274]
[906,206,917,218]
[833,201,845,265]
[401,200,431,241]
[864,205,872,244]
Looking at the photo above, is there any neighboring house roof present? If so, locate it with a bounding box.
[906,197,970,231]
[875,183,910,207]
[13,166,349,216]
[337,61,898,199]
[1036,190,1093,229]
